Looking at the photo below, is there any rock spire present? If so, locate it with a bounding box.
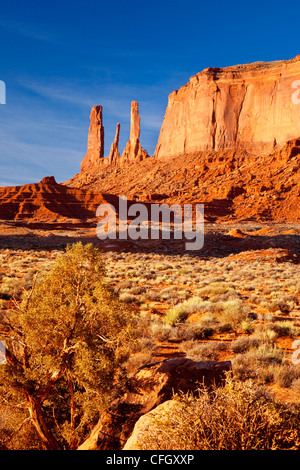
[81,105,104,172]
[107,123,121,165]
[121,101,149,164]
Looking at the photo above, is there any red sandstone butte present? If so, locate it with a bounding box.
[81,105,104,172]
[154,55,300,159]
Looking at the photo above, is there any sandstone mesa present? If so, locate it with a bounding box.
[155,55,300,159]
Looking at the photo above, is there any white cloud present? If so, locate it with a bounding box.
[0,16,59,43]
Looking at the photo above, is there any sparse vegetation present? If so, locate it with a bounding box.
[180,340,228,361]
[1,225,300,450]
[135,376,300,450]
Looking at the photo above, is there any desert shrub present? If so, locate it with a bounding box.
[0,242,139,450]
[167,325,197,341]
[268,300,291,314]
[0,277,24,300]
[164,304,188,326]
[266,321,299,338]
[189,324,215,339]
[150,321,173,341]
[182,313,219,339]
[232,343,284,381]
[255,327,278,344]
[231,335,263,353]
[240,319,256,334]
[198,282,234,297]
[145,290,160,302]
[249,294,268,305]
[119,292,139,304]
[219,299,255,332]
[118,279,134,290]
[138,376,300,450]
[176,289,192,300]
[257,311,275,321]
[180,340,228,361]
[259,364,300,388]
[158,288,179,303]
[164,296,206,325]
[266,293,298,314]
[165,295,255,331]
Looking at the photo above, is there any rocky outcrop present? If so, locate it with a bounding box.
[65,137,300,223]
[154,55,300,160]
[77,358,231,450]
[121,101,149,164]
[123,400,181,450]
[0,176,117,222]
[107,123,121,165]
[81,105,104,172]
[79,101,149,171]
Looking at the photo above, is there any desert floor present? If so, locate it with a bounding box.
[1,221,300,405]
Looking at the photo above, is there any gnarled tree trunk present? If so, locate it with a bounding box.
[26,393,62,450]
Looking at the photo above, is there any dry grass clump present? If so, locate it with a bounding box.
[264,321,299,338]
[164,294,255,334]
[137,376,300,450]
[231,321,300,389]
[150,321,174,341]
[119,292,140,304]
[219,299,255,331]
[232,342,284,380]
[180,340,228,361]
[164,296,207,325]
[259,363,300,388]
[197,281,236,298]
[231,335,264,353]
[231,339,300,389]
[186,315,217,339]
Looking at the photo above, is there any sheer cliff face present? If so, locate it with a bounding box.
[154,56,300,159]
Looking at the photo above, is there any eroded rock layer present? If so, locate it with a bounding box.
[0,176,114,222]
[65,138,300,223]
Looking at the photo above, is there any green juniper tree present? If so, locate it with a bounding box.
[0,243,137,450]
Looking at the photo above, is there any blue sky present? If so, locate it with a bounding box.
[0,0,299,186]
